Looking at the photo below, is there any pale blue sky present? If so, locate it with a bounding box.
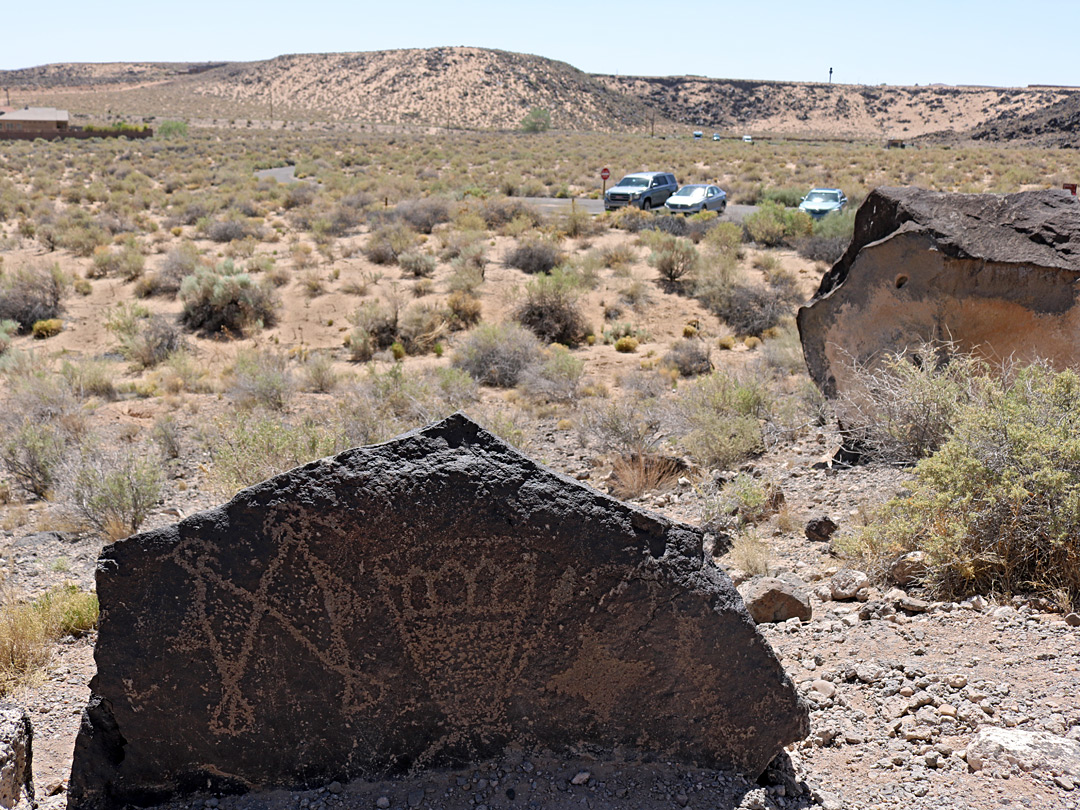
[5,1,1076,88]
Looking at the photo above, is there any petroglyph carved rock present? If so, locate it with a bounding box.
[798,187,1080,399]
[69,413,808,809]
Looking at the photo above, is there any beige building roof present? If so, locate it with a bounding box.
[0,107,69,122]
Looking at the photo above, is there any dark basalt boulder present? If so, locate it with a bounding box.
[69,413,808,810]
[798,187,1080,399]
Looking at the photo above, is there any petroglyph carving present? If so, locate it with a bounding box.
[69,413,807,810]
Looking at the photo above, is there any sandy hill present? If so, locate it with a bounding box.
[3,46,1079,140]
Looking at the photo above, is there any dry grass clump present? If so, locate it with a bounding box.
[663,338,712,377]
[514,271,587,346]
[505,239,563,275]
[228,349,294,411]
[364,223,420,265]
[0,584,98,695]
[521,344,584,403]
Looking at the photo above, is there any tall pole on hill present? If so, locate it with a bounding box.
[829,68,833,84]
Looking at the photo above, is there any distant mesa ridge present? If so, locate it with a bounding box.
[1,46,1077,141]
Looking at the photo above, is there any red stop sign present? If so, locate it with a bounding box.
[600,167,610,180]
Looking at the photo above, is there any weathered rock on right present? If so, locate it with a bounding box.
[798,187,1080,400]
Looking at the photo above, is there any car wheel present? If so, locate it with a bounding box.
[641,199,652,211]
[720,201,727,213]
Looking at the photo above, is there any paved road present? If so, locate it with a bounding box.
[519,197,757,223]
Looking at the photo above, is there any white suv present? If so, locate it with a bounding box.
[604,172,678,212]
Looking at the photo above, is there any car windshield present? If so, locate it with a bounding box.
[672,186,706,200]
[617,177,650,188]
[806,191,839,202]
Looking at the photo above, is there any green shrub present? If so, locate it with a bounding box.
[514,271,586,346]
[179,263,278,337]
[0,263,67,332]
[743,201,813,247]
[852,363,1080,606]
[0,320,16,355]
[452,322,541,387]
[761,188,804,207]
[521,107,552,133]
[0,421,68,497]
[647,234,699,283]
[521,344,584,402]
[66,447,164,539]
[394,198,451,234]
[614,336,639,353]
[156,120,189,139]
[364,223,419,265]
[229,349,294,411]
[506,239,562,274]
[398,251,438,278]
[703,473,781,530]
[31,319,62,339]
[672,371,770,468]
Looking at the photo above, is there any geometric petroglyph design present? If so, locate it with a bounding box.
[69,413,809,810]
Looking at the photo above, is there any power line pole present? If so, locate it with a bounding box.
[829,67,833,84]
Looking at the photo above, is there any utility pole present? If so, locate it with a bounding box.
[269,84,274,124]
[829,67,833,84]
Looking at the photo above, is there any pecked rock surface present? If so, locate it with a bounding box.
[798,187,1080,399]
[68,413,807,810]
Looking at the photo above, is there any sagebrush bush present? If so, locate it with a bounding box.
[179,263,278,337]
[663,338,712,377]
[0,320,16,355]
[851,363,1080,606]
[672,371,770,468]
[835,341,985,463]
[229,349,294,411]
[123,316,186,368]
[364,223,419,265]
[701,282,794,337]
[506,239,562,274]
[648,234,699,283]
[207,218,252,243]
[398,251,438,278]
[394,198,451,234]
[452,322,541,387]
[446,290,482,328]
[65,447,164,539]
[0,263,67,332]
[514,271,586,346]
[521,344,584,402]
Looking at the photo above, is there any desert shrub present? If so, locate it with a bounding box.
[156,120,188,139]
[794,209,856,264]
[762,322,806,376]
[453,322,541,387]
[65,447,163,539]
[31,319,62,339]
[603,322,649,345]
[179,263,278,337]
[89,241,145,280]
[663,338,712,377]
[0,263,67,332]
[394,198,451,234]
[614,336,638,353]
[0,584,98,694]
[447,244,487,292]
[521,107,552,133]
[140,242,201,298]
[345,328,376,363]
[364,223,419,265]
[0,422,68,497]
[446,290,482,328]
[703,473,784,532]
[835,341,985,463]
[672,371,770,468]
[701,283,793,337]
[851,363,1080,605]
[521,344,584,402]
[302,352,338,393]
[59,359,117,401]
[397,304,449,355]
[123,316,187,368]
[349,301,399,351]
[480,198,543,229]
[206,218,252,244]
[0,320,16,355]
[703,221,744,259]
[727,531,771,575]
[743,202,813,247]
[514,271,586,346]
[229,349,294,411]
[648,234,699,283]
[577,396,667,459]
[505,239,562,275]
[399,251,438,278]
[761,188,804,207]
[151,415,182,459]
[601,243,637,270]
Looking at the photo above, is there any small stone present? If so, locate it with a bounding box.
[899,596,930,614]
[923,752,940,769]
[327,782,343,795]
[375,798,390,809]
[407,788,425,807]
[946,674,968,689]
[1055,776,1075,791]
[675,792,689,806]
[889,551,928,586]
[811,679,837,699]
[1065,612,1080,627]
[830,569,869,601]
[570,771,590,786]
[938,704,957,719]
[805,516,838,543]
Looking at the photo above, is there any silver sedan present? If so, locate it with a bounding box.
[663,184,727,215]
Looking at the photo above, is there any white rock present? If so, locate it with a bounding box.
[830,569,870,601]
[965,727,1080,776]
[0,706,32,809]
